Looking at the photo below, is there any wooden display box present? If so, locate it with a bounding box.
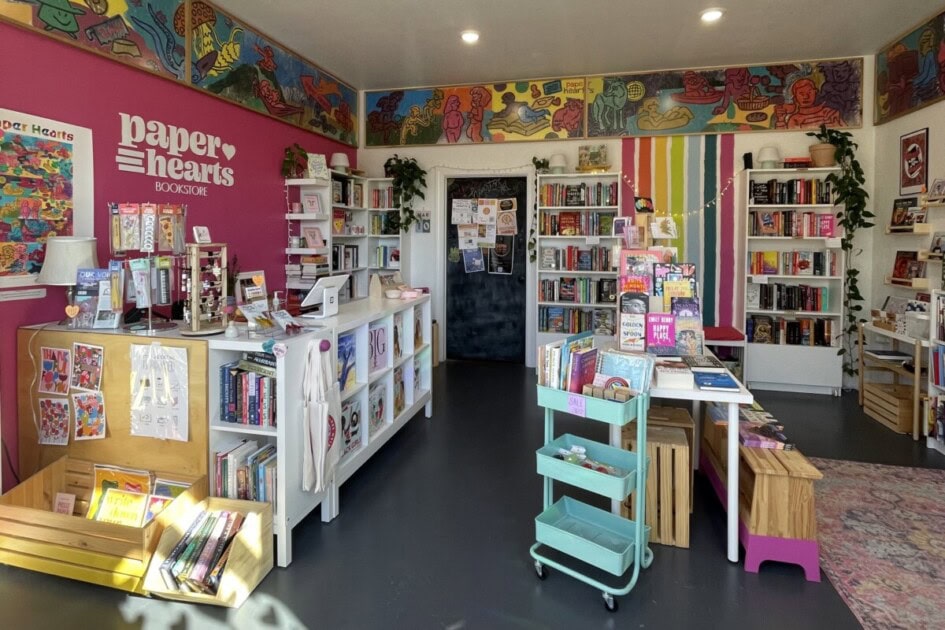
[622,426,690,548]
[144,497,273,608]
[863,383,913,433]
[0,457,207,593]
[640,405,694,510]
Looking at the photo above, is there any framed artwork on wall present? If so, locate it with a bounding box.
[900,128,928,195]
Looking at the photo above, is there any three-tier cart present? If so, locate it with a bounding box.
[530,386,652,611]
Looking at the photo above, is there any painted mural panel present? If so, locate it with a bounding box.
[0,0,186,79]
[191,2,358,146]
[365,78,586,146]
[586,58,863,137]
[875,10,945,124]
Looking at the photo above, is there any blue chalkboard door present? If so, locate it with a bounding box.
[446,177,527,362]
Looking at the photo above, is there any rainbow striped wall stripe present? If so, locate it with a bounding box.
[621,134,737,327]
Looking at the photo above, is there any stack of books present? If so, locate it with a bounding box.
[157,509,245,594]
[218,352,278,427]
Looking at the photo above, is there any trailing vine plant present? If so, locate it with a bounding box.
[384,154,427,232]
[528,157,550,262]
[807,124,873,376]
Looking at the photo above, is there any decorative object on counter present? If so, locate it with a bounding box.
[549,153,567,174]
[756,146,781,169]
[383,154,427,232]
[330,152,350,174]
[37,236,99,325]
[181,242,228,337]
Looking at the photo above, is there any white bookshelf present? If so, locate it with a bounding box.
[742,167,844,395]
[927,290,945,454]
[535,171,621,345]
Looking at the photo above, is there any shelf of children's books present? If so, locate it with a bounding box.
[285,178,330,187]
[368,366,392,384]
[538,235,621,241]
[886,223,933,234]
[537,269,617,276]
[210,422,278,437]
[285,213,330,221]
[340,382,367,403]
[538,301,617,309]
[748,203,836,209]
[884,276,930,289]
[285,247,329,255]
[749,167,841,175]
[746,309,841,317]
[540,206,620,211]
[748,274,843,281]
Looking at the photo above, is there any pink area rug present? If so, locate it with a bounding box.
[810,458,945,630]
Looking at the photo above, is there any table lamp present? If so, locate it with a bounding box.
[330,152,350,174]
[37,236,99,319]
[756,146,781,169]
[549,154,567,174]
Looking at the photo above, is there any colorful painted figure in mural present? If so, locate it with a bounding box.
[774,78,842,129]
[253,77,303,119]
[367,91,404,145]
[592,78,628,131]
[914,28,940,102]
[83,0,108,15]
[712,67,769,116]
[400,90,443,144]
[672,71,723,104]
[815,60,861,122]
[885,44,920,118]
[35,0,85,39]
[487,92,551,137]
[466,86,490,143]
[301,76,343,115]
[636,97,693,131]
[172,1,242,80]
[130,3,183,77]
[551,98,584,137]
[442,95,464,143]
[255,44,277,72]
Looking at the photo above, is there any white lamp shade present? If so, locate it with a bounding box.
[37,236,98,286]
[330,152,350,171]
[756,146,781,168]
[549,154,567,173]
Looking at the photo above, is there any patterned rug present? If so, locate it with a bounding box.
[810,458,945,630]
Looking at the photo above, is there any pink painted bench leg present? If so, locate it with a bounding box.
[700,452,821,582]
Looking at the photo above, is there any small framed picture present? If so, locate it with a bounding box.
[612,217,627,237]
[192,225,211,243]
[235,271,267,305]
[634,197,655,213]
[302,193,322,214]
[900,128,928,195]
[302,226,325,248]
[929,178,945,203]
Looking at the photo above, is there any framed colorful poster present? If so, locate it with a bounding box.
[0,109,93,288]
[900,128,928,195]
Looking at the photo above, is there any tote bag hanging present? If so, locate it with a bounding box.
[302,339,342,493]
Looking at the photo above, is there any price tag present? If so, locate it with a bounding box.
[567,393,586,417]
[752,275,769,284]
[586,236,601,245]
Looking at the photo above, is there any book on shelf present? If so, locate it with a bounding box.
[674,318,704,355]
[160,509,246,595]
[693,371,740,391]
[682,354,727,372]
[86,464,152,520]
[653,358,694,389]
[368,382,386,435]
[594,349,655,394]
[646,313,676,355]
[95,488,149,527]
[368,321,388,372]
[393,366,406,417]
[341,398,362,456]
[889,197,918,228]
[558,330,594,390]
[891,250,923,284]
[739,423,795,450]
[337,333,357,392]
[566,347,599,393]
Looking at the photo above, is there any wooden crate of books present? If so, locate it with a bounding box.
[622,426,690,548]
[0,456,207,593]
[143,497,273,607]
[863,383,913,433]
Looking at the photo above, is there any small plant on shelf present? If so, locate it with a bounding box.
[384,154,427,232]
[281,143,308,178]
[806,124,874,377]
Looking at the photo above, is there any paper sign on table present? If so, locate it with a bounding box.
[567,394,586,417]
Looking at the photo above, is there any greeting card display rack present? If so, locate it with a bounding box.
[531,386,652,611]
[180,242,228,336]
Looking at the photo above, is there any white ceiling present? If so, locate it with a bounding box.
[221,0,943,90]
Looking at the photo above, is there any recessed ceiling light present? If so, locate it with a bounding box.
[461,30,479,44]
[700,8,724,23]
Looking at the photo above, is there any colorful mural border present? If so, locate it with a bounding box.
[874,8,945,125]
[365,56,864,147]
[0,0,358,147]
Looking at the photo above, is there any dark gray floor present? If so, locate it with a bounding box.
[2,361,943,629]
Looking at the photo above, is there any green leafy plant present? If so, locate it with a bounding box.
[532,156,550,173]
[281,143,308,178]
[806,124,874,376]
[527,158,550,262]
[384,154,427,232]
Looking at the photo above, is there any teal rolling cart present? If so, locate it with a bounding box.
[530,386,652,611]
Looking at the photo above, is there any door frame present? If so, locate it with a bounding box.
[433,167,536,367]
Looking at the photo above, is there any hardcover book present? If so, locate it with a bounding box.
[368,382,386,436]
[674,318,704,355]
[341,398,362,456]
[693,372,740,391]
[890,197,917,228]
[337,333,357,392]
[393,312,404,359]
[393,366,405,417]
[567,347,599,393]
[369,322,388,372]
[653,359,694,389]
[595,349,655,394]
[646,313,676,350]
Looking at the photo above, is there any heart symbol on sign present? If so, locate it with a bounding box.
[221,143,236,160]
[262,339,275,353]
[252,275,264,286]
[65,305,79,318]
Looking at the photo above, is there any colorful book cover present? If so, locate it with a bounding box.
[675,318,704,355]
[341,398,362,456]
[652,263,681,296]
[559,330,594,390]
[337,333,357,392]
[38,397,70,445]
[796,251,814,275]
[145,495,173,523]
[757,211,778,236]
[414,360,423,396]
[368,382,386,436]
[557,212,582,235]
[73,269,112,328]
[817,214,836,237]
[368,322,388,373]
[153,479,190,499]
[39,346,71,395]
[87,465,153,520]
[891,250,918,282]
[670,297,701,319]
[70,342,104,391]
[761,251,779,275]
[393,312,404,359]
[393,366,405,417]
[662,279,694,312]
[594,349,655,393]
[72,391,106,441]
[567,347,599,393]
[593,309,615,336]
[95,488,148,527]
[646,313,676,348]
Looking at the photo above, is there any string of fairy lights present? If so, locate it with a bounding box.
[620,169,743,221]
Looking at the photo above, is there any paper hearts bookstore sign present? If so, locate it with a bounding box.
[116,113,236,197]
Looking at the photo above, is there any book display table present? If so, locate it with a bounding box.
[531,386,652,612]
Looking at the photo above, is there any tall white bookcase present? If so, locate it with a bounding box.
[535,171,621,348]
[742,167,844,395]
[927,290,945,455]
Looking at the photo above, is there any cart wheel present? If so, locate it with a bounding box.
[642,547,654,569]
[534,561,547,580]
[603,592,617,612]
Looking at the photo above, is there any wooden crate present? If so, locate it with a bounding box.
[622,426,690,548]
[639,405,694,510]
[0,457,207,593]
[863,383,913,433]
[144,497,273,607]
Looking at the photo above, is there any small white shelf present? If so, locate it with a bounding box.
[210,422,277,436]
[748,204,836,209]
[748,274,843,281]
[415,343,431,355]
[537,269,617,276]
[746,309,841,317]
[285,213,329,221]
[539,206,620,211]
[537,235,620,240]
[340,382,367,403]
[538,301,617,309]
[393,354,411,369]
[285,247,328,255]
[332,234,366,239]
[369,234,400,238]
[538,171,621,179]
[285,178,329,187]
[369,266,402,271]
[747,235,839,241]
[333,204,368,211]
[748,167,840,175]
[334,266,368,273]
[368,208,398,212]
[368,366,392,384]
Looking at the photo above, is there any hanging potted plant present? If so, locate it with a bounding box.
[806,126,838,167]
[806,124,873,377]
[384,154,427,232]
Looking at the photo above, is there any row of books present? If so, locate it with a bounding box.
[746,315,835,346]
[219,352,278,427]
[539,181,619,207]
[369,212,399,235]
[749,178,833,205]
[539,245,617,272]
[538,277,617,305]
[539,211,614,237]
[540,306,614,335]
[157,509,245,595]
[332,244,360,271]
[653,355,738,391]
[746,283,830,312]
[374,246,401,269]
[621,307,705,356]
[619,252,694,297]
[749,210,836,238]
[707,401,795,450]
[84,464,191,526]
[285,254,330,280]
[748,250,839,276]
[537,332,654,395]
[212,438,277,506]
[370,186,396,209]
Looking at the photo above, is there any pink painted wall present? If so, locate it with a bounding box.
[0,23,355,490]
